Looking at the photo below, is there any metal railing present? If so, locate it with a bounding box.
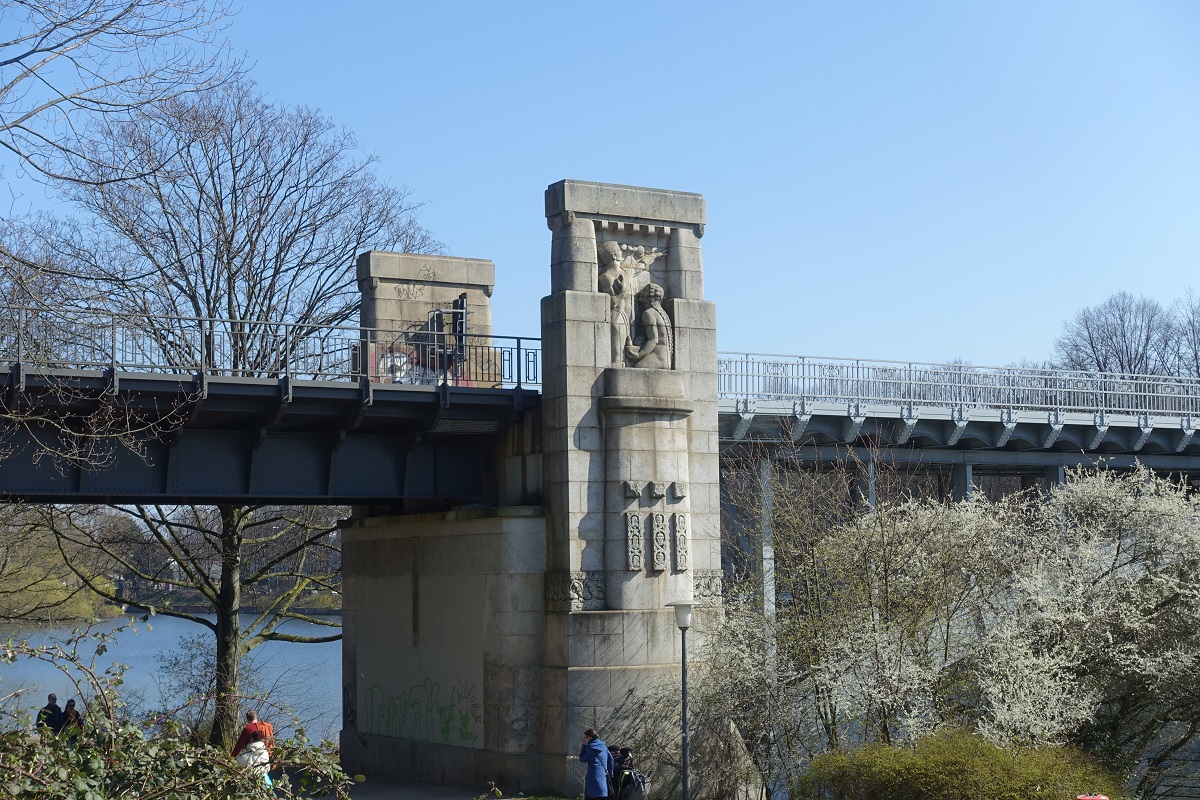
[717,352,1200,419]
[9,304,1195,419]
[0,306,541,389]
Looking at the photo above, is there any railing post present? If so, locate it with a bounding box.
[743,352,750,400]
[16,306,23,364]
[203,320,212,374]
[110,315,118,372]
[515,338,523,390]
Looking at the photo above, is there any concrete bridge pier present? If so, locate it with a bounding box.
[539,180,722,792]
[951,463,974,501]
[853,459,877,509]
[340,181,723,796]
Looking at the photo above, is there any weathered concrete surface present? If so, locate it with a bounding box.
[342,181,722,796]
[539,180,721,792]
[357,251,494,335]
[340,508,547,791]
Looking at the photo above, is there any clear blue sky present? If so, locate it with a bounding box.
[52,2,1200,365]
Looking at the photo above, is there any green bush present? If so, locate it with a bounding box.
[797,729,1129,800]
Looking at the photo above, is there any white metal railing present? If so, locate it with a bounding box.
[6,306,1194,419]
[717,352,1200,419]
[0,306,541,389]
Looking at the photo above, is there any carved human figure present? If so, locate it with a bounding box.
[624,283,673,370]
[597,241,663,366]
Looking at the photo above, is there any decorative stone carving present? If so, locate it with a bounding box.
[650,512,669,571]
[623,480,643,499]
[597,241,664,367]
[625,283,673,370]
[673,481,688,499]
[650,481,667,499]
[694,570,723,606]
[674,513,689,571]
[546,571,606,612]
[626,512,644,571]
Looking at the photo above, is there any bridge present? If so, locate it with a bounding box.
[1,304,1197,503]
[717,351,1200,499]
[4,180,1198,794]
[0,307,540,504]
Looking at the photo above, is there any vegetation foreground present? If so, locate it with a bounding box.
[0,630,351,800]
[600,467,1198,800]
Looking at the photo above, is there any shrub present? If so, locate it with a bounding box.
[798,728,1129,800]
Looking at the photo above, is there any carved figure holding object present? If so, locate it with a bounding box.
[598,241,657,366]
[625,283,673,370]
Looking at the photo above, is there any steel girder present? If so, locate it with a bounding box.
[717,398,1200,471]
[0,367,537,504]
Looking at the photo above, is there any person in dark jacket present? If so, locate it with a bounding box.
[35,693,63,734]
[60,698,84,741]
[578,727,615,800]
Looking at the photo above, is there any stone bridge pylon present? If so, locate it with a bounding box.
[339,180,722,793]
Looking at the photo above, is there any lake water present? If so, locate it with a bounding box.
[0,614,342,740]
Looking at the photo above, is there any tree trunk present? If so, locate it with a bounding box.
[208,505,244,748]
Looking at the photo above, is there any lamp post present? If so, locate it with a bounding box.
[667,601,694,800]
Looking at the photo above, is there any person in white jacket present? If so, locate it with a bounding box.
[235,730,272,788]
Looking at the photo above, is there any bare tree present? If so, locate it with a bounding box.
[0,0,236,471]
[0,0,233,182]
[11,76,442,746]
[39,75,441,364]
[1053,291,1177,376]
[1173,290,1200,379]
[37,502,342,699]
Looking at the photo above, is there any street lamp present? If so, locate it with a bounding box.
[667,601,694,800]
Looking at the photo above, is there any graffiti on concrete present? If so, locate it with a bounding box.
[363,678,482,746]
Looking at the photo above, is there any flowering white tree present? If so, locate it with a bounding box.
[702,462,1200,798]
[975,469,1200,794]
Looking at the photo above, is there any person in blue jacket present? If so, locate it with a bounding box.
[578,727,615,800]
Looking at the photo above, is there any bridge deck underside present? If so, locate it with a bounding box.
[0,368,536,504]
[718,400,1200,472]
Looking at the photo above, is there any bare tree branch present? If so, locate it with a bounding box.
[0,0,236,183]
[6,75,441,745]
[1053,291,1177,376]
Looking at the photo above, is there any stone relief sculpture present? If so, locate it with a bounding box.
[597,241,664,367]
[693,570,723,605]
[626,512,644,571]
[650,512,669,571]
[625,283,673,370]
[546,571,605,612]
[673,513,689,571]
